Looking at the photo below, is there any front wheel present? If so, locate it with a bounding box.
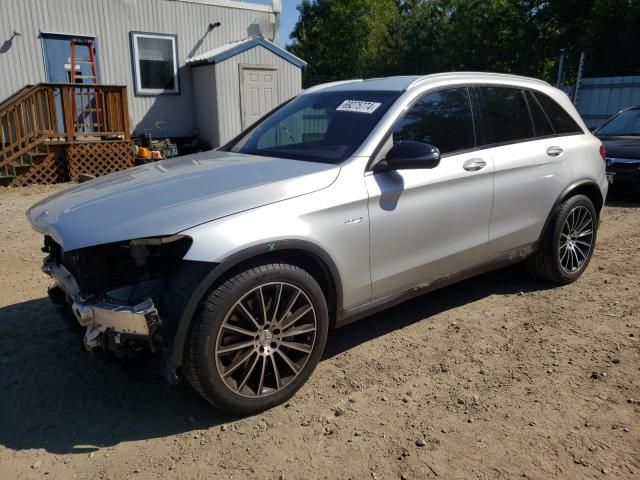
[184,263,329,414]
[526,194,598,284]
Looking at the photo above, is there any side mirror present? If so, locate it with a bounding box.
[378,141,441,171]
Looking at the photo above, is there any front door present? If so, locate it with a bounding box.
[366,87,494,300]
[241,66,278,129]
[41,33,100,133]
[42,33,100,83]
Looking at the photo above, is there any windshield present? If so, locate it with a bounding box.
[597,108,640,136]
[225,90,402,163]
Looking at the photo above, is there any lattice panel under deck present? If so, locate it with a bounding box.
[67,141,134,182]
[11,153,68,187]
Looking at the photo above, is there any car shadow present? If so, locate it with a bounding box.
[324,264,552,359]
[0,265,552,454]
[606,189,640,207]
[0,298,236,455]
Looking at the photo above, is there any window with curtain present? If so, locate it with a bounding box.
[130,32,179,95]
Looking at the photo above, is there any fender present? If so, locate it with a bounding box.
[537,178,603,244]
[163,239,343,382]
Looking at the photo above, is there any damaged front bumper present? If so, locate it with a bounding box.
[42,257,161,350]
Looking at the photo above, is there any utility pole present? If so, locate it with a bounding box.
[556,52,565,88]
[573,52,585,106]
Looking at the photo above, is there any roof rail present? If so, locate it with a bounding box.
[407,72,551,90]
[301,79,362,95]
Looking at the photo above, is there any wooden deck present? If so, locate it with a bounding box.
[0,83,132,186]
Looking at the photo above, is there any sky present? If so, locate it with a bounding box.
[248,0,302,47]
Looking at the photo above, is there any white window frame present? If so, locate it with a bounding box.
[130,32,180,96]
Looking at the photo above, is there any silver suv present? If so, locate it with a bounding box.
[27,73,608,413]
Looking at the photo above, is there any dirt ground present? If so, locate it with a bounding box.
[0,183,638,480]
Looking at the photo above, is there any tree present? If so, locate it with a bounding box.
[287,0,400,82]
[288,0,640,84]
[538,0,640,78]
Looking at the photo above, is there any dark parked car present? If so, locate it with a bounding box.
[594,106,640,193]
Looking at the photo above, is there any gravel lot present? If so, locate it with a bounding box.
[0,184,638,480]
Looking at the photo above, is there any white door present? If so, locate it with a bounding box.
[241,67,278,129]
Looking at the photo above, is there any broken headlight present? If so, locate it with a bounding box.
[47,234,192,296]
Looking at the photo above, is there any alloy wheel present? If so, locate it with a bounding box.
[559,205,594,273]
[215,282,317,398]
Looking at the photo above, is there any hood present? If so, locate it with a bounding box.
[27,150,340,251]
[598,136,640,160]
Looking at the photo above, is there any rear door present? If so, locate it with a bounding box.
[366,87,494,300]
[477,86,575,256]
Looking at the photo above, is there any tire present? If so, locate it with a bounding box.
[526,194,598,284]
[184,263,329,415]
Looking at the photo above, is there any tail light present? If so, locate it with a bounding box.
[599,144,606,161]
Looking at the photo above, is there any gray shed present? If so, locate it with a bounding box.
[187,36,306,147]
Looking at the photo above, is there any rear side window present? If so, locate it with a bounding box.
[525,91,555,137]
[392,87,475,155]
[532,92,583,134]
[479,87,535,144]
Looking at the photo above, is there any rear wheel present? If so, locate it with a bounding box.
[184,263,328,414]
[526,194,598,284]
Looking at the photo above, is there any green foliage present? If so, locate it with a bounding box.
[288,0,400,80]
[287,0,640,84]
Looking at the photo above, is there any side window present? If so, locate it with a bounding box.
[391,88,475,155]
[525,91,555,137]
[532,92,583,134]
[480,87,535,144]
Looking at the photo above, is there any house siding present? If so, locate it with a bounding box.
[0,0,278,137]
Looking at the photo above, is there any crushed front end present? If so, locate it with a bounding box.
[41,234,192,356]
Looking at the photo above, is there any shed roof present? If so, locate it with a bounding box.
[186,36,307,69]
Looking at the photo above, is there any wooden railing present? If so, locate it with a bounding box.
[0,83,130,171]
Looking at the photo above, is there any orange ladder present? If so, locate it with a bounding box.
[69,38,102,133]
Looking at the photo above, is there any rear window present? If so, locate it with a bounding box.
[525,91,555,137]
[479,87,535,144]
[596,108,640,136]
[532,92,583,135]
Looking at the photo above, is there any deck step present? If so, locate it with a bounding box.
[18,154,34,166]
[29,152,51,165]
[0,175,15,187]
[10,164,32,176]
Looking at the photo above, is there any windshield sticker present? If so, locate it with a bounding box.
[336,100,382,114]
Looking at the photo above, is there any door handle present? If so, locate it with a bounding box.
[546,146,564,157]
[463,158,487,172]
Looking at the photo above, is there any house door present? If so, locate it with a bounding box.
[41,33,101,133]
[240,66,278,129]
[41,33,100,83]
